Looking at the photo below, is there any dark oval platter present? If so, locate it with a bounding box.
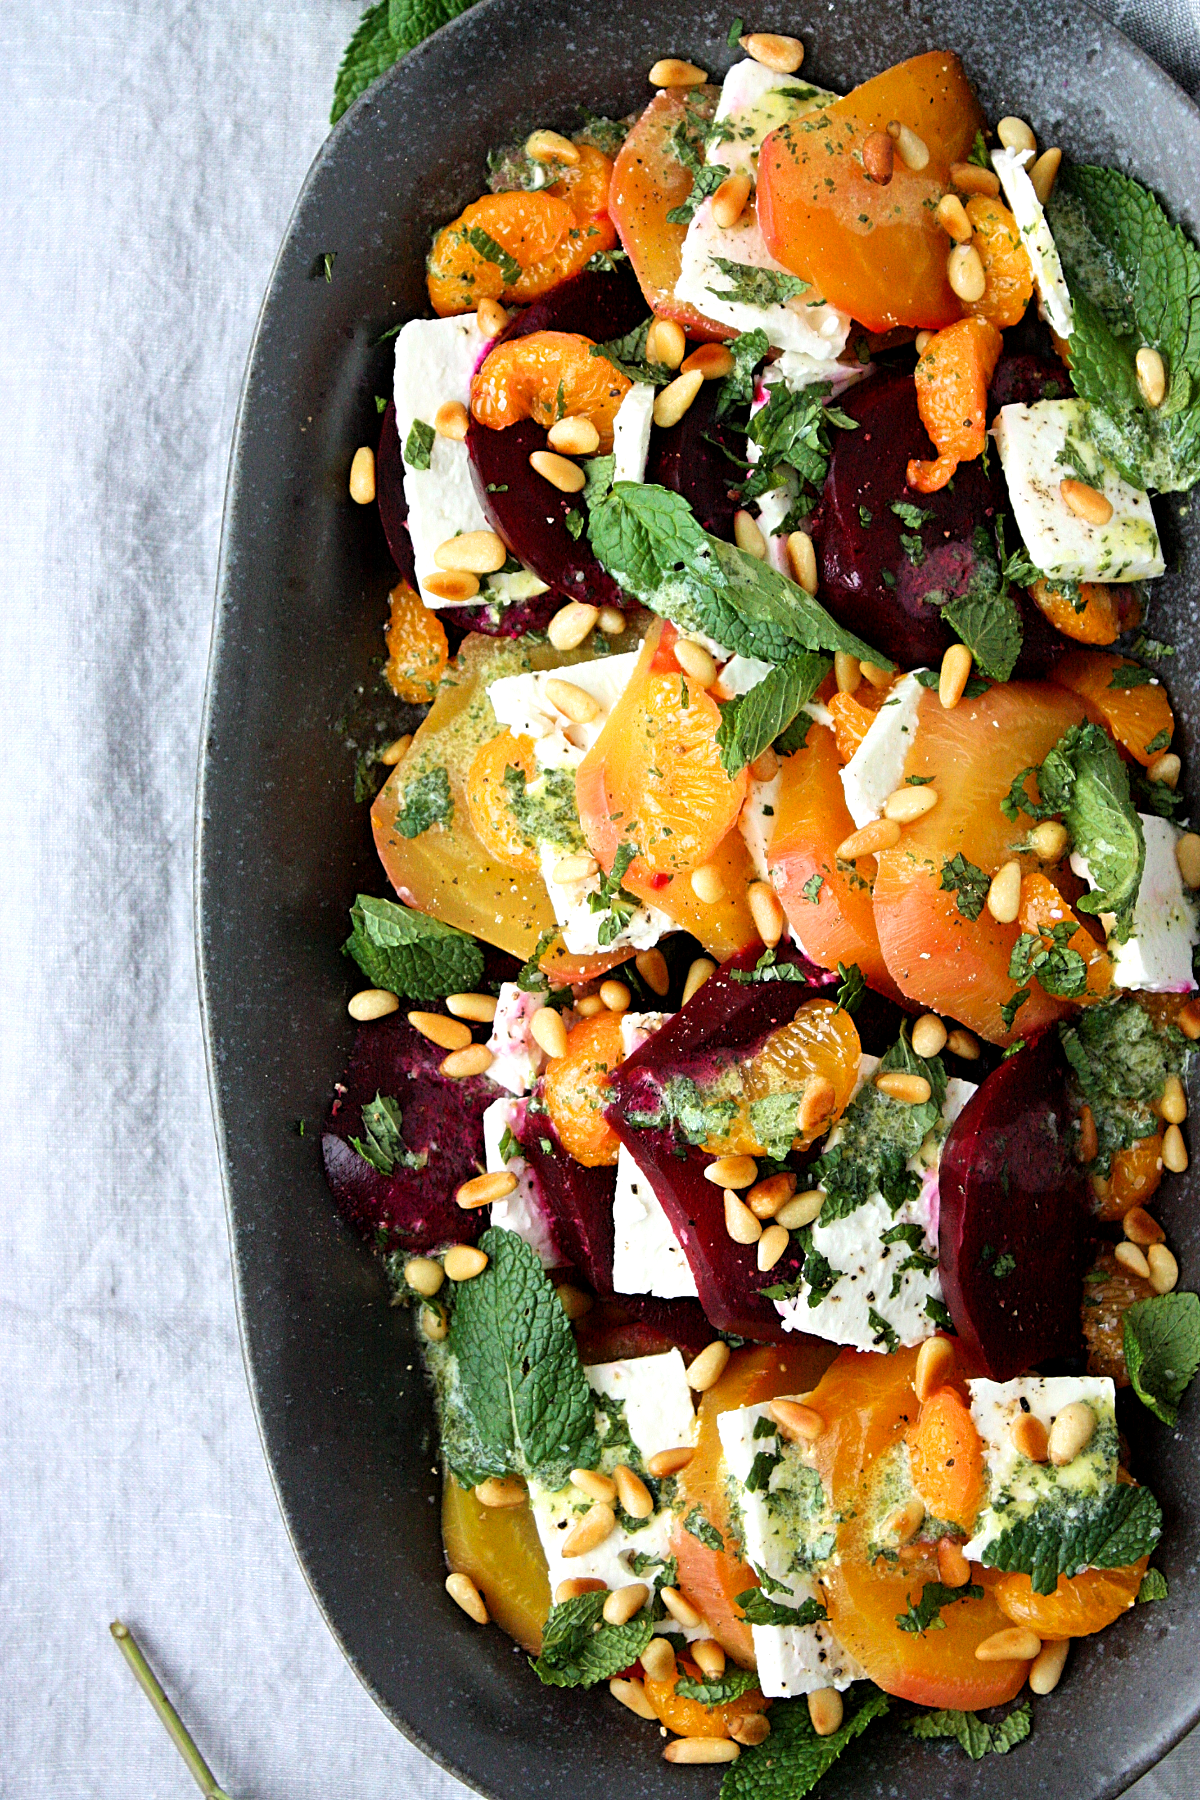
[197,3,1200,1795]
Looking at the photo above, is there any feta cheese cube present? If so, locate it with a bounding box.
[1072,812,1199,993]
[612,382,655,485]
[710,59,838,181]
[739,770,782,882]
[992,147,1074,340]
[619,1011,671,1059]
[675,197,851,358]
[993,401,1165,583]
[613,1144,698,1299]
[483,1096,560,1266]
[962,1375,1118,1563]
[840,672,927,828]
[485,982,547,1095]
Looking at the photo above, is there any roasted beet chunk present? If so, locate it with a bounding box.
[938,1031,1093,1380]
[322,1014,493,1251]
[494,265,649,349]
[646,378,740,540]
[519,1118,617,1294]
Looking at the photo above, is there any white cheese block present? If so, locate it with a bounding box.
[485,981,548,1095]
[992,147,1074,339]
[739,770,782,882]
[613,1144,698,1299]
[710,58,838,179]
[840,672,928,828]
[716,653,774,699]
[482,1096,560,1266]
[538,844,674,958]
[962,1375,1118,1563]
[612,382,655,485]
[487,653,641,773]
[675,197,851,358]
[993,400,1165,583]
[718,1402,864,1694]
[619,1010,671,1059]
[1072,812,1199,993]
[751,483,796,576]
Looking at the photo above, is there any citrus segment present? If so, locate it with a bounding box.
[993,1559,1148,1637]
[1051,649,1175,766]
[542,1011,626,1166]
[907,317,1004,492]
[465,731,541,872]
[471,330,632,450]
[384,578,449,702]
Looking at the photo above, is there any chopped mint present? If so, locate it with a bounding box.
[348,1093,428,1175]
[683,1506,724,1552]
[403,418,436,470]
[715,328,771,419]
[462,224,522,287]
[801,874,824,904]
[532,1587,653,1688]
[735,1586,828,1628]
[344,893,484,1000]
[939,852,990,922]
[394,764,453,837]
[591,317,674,387]
[895,1580,983,1635]
[708,258,808,308]
[741,381,857,501]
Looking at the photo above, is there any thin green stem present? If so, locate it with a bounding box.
[110,1621,232,1799]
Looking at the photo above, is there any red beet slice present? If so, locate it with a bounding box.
[989,352,1074,415]
[322,1014,495,1252]
[646,378,740,540]
[519,1119,617,1294]
[375,400,416,585]
[573,1295,715,1363]
[938,1031,1093,1380]
[494,264,649,349]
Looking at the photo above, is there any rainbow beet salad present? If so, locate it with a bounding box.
[324,32,1200,1787]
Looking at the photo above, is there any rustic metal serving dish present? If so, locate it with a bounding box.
[197,2,1200,1793]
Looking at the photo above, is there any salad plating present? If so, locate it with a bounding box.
[324,29,1200,1792]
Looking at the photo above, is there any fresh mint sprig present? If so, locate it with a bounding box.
[344,892,484,1001]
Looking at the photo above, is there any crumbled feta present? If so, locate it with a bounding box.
[613,1145,698,1298]
[993,400,1165,583]
[539,842,674,958]
[717,654,774,699]
[739,770,782,882]
[718,1402,864,1694]
[709,59,838,180]
[962,1375,1119,1563]
[840,672,927,828]
[992,147,1074,340]
[612,382,655,485]
[750,483,796,576]
[485,981,547,1095]
[483,1096,560,1266]
[1072,812,1199,992]
[675,197,851,358]
[619,1010,671,1060]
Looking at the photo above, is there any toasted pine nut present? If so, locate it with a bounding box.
[446,1572,489,1623]
[1115,1241,1151,1280]
[836,818,902,860]
[1048,1400,1097,1466]
[1124,1206,1165,1246]
[476,297,508,337]
[556,1283,594,1320]
[380,733,412,766]
[950,160,1000,197]
[664,1739,740,1765]
[915,1335,955,1401]
[915,330,934,354]
[1029,147,1062,205]
[1029,819,1070,862]
[610,1675,657,1719]
[1178,998,1200,1040]
[531,449,586,493]
[748,881,785,948]
[474,1474,525,1506]
[445,1244,490,1282]
[976,1624,1041,1661]
[741,31,805,72]
[682,956,717,1004]
[646,316,687,369]
[787,529,818,595]
[686,1340,731,1391]
[646,1446,695,1478]
[862,129,894,184]
[725,1188,763,1245]
[797,1074,837,1137]
[424,569,480,602]
[937,1538,972,1588]
[884,783,939,822]
[1161,1073,1187,1123]
[1176,833,1200,890]
[553,851,599,883]
[748,1172,796,1219]
[712,170,754,228]
[456,1169,517,1209]
[887,120,929,170]
[526,128,579,165]
[834,651,861,694]
[939,642,973,709]
[577,989,606,1014]
[640,1636,677,1682]
[1148,1243,1180,1293]
[860,660,892,689]
[404,1256,444,1298]
[544,676,601,724]
[562,1501,617,1557]
[1060,477,1114,525]
[421,1302,449,1341]
[434,529,507,574]
[635,947,671,996]
[884,1497,926,1545]
[911,1014,948,1060]
[1011,1412,1050,1462]
[947,242,986,303]
[613,1463,655,1519]
[770,1397,824,1443]
[936,193,973,242]
[807,1688,844,1737]
[997,116,1037,155]
[650,58,707,87]
[556,1577,606,1602]
[946,1027,981,1060]
[986,860,1022,925]
[660,1586,704,1628]
[571,1467,617,1502]
[1148,752,1180,788]
[441,1043,494,1079]
[757,1222,790,1271]
[776,1189,825,1230]
[731,1714,771,1747]
[529,1006,569,1060]
[349,445,376,504]
[408,1010,472,1051]
[1136,345,1167,409]
[675,638,718,686]
[548,414,601,456]
[1091,1172,1113,1205]
[349,988,399,1021]
[734,509,768,559]
[1163,1122,1188,1173]
[691,1638,726,1677]
[446,991,498,1023]
[600,979,631,1013]
[691,862,727,904]
[547,600,599,650]
[435,399,470,439]
[876,1071,932,1105]
[681,342,735,379]
[591,608,624,643]
[1077,1103,1099,1164]
[705,1155,757,1190]
[653,369,704,428]
[603,1582,650,1625]
[1030,1638,1070,1695]
[751,751,780,785]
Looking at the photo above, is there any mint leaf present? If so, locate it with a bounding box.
[895,1580,983,1635]
[332,0,479,124]
[907,1702,1030,1759]
[715,328,771,418]
[663,109,725,227]
[939,852,990,922]
[1110,663,1156,689]
[404,418,435,470]
[891,501,933,529]
[742,381,855,498]
[708,258,808,308]
[1000,987,1030,1031]
[735,1587,828,1627]
[676,1667,763,1705]
[801,874,823,904]
[532,1588,653,1688]
[589,480,713,600]
[1038,723,1145,925]
[1123,1292,1200,1425]
[1138,1567,1169,1603]
[716,653,830,775]
[940,586,1023,683]
[461,224,522,287]
[720,1684,888,1800]
[344,893,484,1000]
[591,317,674,388]
[349,1093,428,1174]
[450,1229,599,1490]
[394,764,453,837]
[834,960,865,1014]
[979,1482,1162,1593]
[990,1703,1034,1754]
[684,1506,724,1552]
[1060,994,1193,1173]
[868,1307,900,1353]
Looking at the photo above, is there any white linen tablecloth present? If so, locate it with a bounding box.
[1,3,1198,1794]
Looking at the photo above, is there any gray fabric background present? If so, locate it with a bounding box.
[1,2,1198,1794]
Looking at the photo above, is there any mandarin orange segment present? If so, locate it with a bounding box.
[465,731,541,872]
[471,330,632,450]
[1100,1135,1164,1218]
[1050,649,1175,766]
[1029,577,1122,646]
[826,690,881,763]
[697,998,862,1156]
[994,1559,1148,1638]
[643,1666,769,1738]
[1018,871,1113,1000]
[1082,1245,1154,1380]
[383,578,450,702]
[966,196,1033,329]
[906,1386,985,1532]
[907,317,1004,492]
[542,1011,626,1166]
